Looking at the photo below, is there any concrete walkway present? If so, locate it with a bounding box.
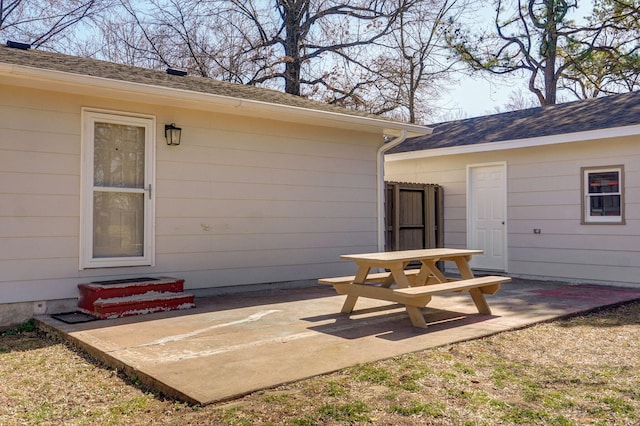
[36,279,640,405]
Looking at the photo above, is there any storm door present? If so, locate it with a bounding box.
[81,110,155,268]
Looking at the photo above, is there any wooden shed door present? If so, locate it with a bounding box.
[385,182,443,251]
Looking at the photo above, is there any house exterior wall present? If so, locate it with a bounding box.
[385,137,640,287]
[0,83,381,321]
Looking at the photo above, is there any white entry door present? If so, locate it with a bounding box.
[467,163,507,271]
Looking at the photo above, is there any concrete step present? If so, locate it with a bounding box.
[78,277,185,312]
[88,292,196,320]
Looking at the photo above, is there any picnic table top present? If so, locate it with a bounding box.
[340,248,483,263]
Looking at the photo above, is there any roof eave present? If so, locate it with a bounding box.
[0,61,431,137]
[385,123,640,161]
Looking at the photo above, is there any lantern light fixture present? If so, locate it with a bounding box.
[164,123,182,146]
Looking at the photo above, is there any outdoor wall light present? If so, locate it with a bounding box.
[165,123,182,146]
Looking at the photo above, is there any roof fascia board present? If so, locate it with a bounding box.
[385,123,640,161]
[0,62,430,137]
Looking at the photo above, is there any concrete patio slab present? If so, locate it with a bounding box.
[36,279,640,405]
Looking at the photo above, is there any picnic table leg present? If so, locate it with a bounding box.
[340,265,370,313]
[405,306,428,328]
[454,256,474,279]
[388,263,411,288]
[469,288,492,315]
[380,262,410,288]
[414,262,434,286]
[341,295,359,313]
[420,259,447,283]
[380,270,395,288]
[452,256,491,314]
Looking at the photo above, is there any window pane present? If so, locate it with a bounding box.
[588,171,619,194]
[93,192,144,258]
[94,122,145,188]
[589,195,620,217]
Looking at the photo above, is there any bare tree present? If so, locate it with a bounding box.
[0,0,109,48]
[23,0,478,121]
[377,0,472,123]
[87,1,416,101]
[237,0,417,97]
[447,0,640,106]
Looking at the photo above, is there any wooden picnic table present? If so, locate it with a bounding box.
[319,248,510,328]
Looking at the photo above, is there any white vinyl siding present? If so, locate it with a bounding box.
[0,83,381,304]
[385,137,640,287]
[0,84,82,301]
[153,112,379,287]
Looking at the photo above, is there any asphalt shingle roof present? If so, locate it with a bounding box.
[0,44,384,121]
[389,90,640,154]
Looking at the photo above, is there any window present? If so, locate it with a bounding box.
[582,166,624,224]
[81,110,155,268]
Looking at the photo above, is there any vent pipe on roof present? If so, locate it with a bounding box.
[6,40,31,50]
[166,68,187,76]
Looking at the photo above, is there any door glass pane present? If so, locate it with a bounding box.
[94,122,145,188]
[93,192,144,257]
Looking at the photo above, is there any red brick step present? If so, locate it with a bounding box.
[77,277,195,320]
[91,292,195,320]
[78,277,185,313]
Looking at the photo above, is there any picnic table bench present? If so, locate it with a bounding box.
[319,248,511,328]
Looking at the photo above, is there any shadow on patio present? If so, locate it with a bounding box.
[36,279,640,405]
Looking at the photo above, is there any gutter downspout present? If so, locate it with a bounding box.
[376,130,407,251]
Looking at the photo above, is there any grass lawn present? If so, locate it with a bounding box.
[1,301,638,425]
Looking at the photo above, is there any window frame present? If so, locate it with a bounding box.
[581,165,625,225]
[80,109,156,269]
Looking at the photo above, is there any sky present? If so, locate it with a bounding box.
[435,0,594,121]
[438,74,526,120]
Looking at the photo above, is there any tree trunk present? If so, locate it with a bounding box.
[281,1,304,96]
[543,1,559,105]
